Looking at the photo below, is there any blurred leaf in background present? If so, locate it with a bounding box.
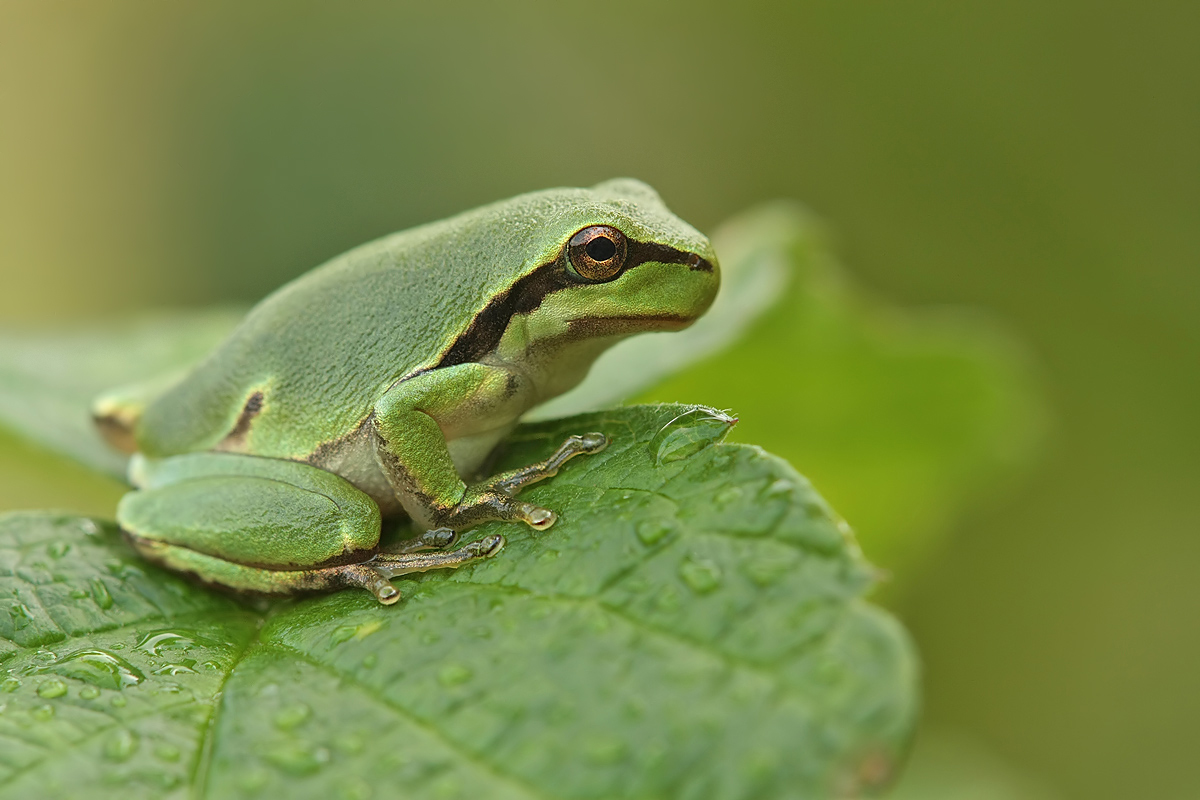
[642,204,1044,601]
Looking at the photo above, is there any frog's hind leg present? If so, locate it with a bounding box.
[127,531,505,606]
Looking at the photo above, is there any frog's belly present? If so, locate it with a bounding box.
[304,418,513,518]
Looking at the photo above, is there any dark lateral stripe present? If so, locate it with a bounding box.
[436,238,709,368]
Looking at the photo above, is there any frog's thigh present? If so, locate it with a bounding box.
[118,459,382,572]
[372,362,526,518]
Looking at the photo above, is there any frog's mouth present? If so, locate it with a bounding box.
[565,314,694,337]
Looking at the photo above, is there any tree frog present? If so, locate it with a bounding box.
[91,179,719,605]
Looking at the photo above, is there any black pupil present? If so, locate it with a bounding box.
[585,236,617,262]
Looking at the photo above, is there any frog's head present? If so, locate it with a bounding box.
[436,178,719,395]
[548,177,719,336]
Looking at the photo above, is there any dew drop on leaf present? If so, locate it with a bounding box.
[714,486,744,508]
[679,557,723,594]
[647,407,736,465]
[329,625,357,646]
[635,518,674,546]
[1,677,20,693]
[31,704,55,721]
[438,664,472,687]
[104,728,139,762]
[46,541,71,559]
[49,649,144,689]
[9,603,33,630]
[154,744,182,762]
[273,702,312,730]
[152,661,198,676]
[79,686,101,700]
[265,743,328,776]
[36,678,68,698]
[90,578,114,609]
[137,630,196,656]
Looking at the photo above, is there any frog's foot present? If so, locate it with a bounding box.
[446,432,608,531]
[338,534,506,605]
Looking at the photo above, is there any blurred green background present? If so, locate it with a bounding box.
[1,2,1196,798]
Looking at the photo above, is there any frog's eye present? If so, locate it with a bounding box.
[567,225,628,281]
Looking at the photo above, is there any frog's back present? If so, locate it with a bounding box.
[136,193,561,458]
[132,181,706,460]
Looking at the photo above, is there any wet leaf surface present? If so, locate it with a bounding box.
[0,405,917,799]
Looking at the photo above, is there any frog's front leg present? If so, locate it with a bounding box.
[372,363,608,531]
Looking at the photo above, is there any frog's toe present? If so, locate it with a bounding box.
[518,503,557,530]
[478,533,506,557]
[574,431,609,454]
[373,582,401,605]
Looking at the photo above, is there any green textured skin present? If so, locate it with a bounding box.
[135,179,717,460]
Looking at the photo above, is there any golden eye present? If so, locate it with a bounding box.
[567,225,627,281]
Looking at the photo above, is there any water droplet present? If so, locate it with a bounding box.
[9,604,33,630]
[110,695,127,708]
[136,631,195,656]
[69,589,89,599]
[265,743,328,776]
[679,557,723,594]
[741,557,791,588]
[46,542,71,559]
[32,704,55,721]
[80,686,101,700]
[330,625,357,646]
[361,653,378,670]
[647,408,736,465]
[762,479,794,499]
[273,703,312,730]
[36,678,68,698]
[438,664,472,687]
[90,578,114,610]
[536,549,560,563]
[635,519,674,546]
[154,743,181,762]
[79,519,101,537]
[330,620,383,648]
[714,486,743,508]
[152,662,198,676]
[1,677,20,693]
[654,585,681,612]
[49,649,144,690]
[104,728,139,762]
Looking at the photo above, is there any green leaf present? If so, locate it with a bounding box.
[0,404,917,799]
[641,205,1045,595]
